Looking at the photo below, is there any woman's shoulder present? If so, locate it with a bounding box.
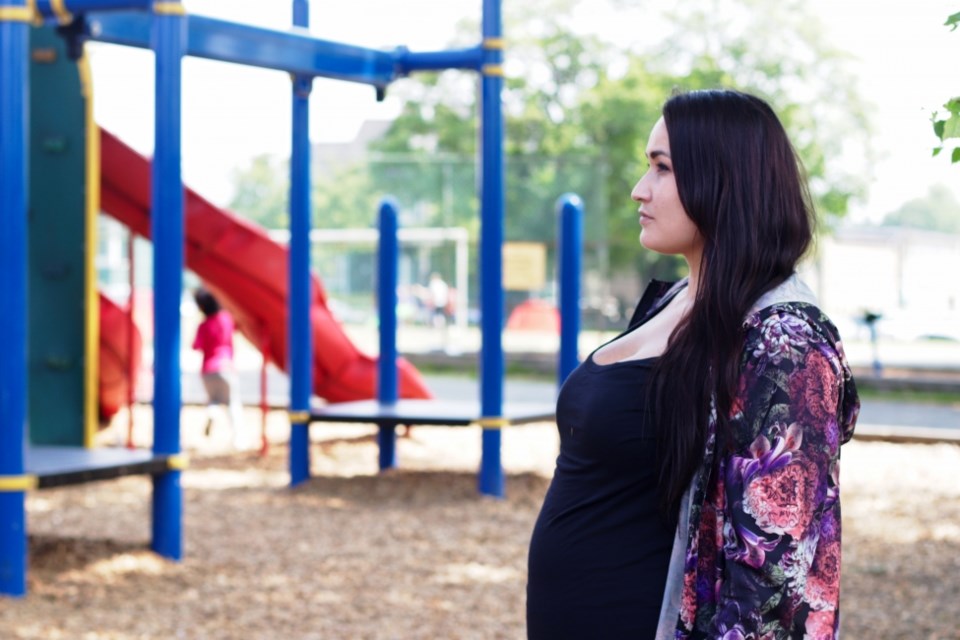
[742,275,842,346]
[741,300,847,372]
[735,282,860,448]
[745,301,837,337]
[739,277,856,393]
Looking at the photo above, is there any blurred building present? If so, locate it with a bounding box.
[802,225,960,340]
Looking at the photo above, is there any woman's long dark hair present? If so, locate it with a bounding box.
[652,89,815,518]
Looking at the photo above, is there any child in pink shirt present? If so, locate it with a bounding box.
[192,287,243,448]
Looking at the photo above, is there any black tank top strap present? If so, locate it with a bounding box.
[626,278,689,329]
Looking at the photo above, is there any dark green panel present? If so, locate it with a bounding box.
[28,27,87,446]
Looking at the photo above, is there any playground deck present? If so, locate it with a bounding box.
[26,446,172,489]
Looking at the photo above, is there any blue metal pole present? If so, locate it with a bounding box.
[288,0,313,486]
[394,46,483,73]
[150,1,185,561]
[86,11,400,85]
[557,194,583,386]
[377,198,399,470]
[478,0,505,498]
[0,0,31,598]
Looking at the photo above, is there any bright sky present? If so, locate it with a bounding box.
[88,0,959,221]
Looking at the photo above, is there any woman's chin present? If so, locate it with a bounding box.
[638,233,659,252]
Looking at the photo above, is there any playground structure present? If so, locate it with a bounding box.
[0,0,584,597]
[266,226,472,332]
[100,128,433,403]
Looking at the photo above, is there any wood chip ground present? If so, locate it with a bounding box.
[2,406,958,639]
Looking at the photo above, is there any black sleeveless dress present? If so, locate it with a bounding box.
[526,310,677,638]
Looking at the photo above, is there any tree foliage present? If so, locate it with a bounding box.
[881,184,960,234]
[230,152,382,230]
[373,0,871,277]
[932,12,960,163]
[311,163,380,229]
[647,0,873,218]
[229,0,876,305]
[229,154,288,228]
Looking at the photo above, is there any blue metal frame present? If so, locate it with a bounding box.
[85,12,483,90]
[557,194,583,386]
[478,0,505,497]
[149,4,185,561]
[376,198,400,470]
[0,0,31,598]
[1,0,521,595]
[287,0,312,487]
[394,45,483,73]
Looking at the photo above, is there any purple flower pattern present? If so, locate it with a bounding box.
[673,303,859,640]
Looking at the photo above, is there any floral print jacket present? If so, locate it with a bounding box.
[637,277,860,640]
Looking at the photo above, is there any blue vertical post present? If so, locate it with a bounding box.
[377,198,399,470]
[150,1,186,561]
[288,0,313,486]
[478,0,505,497]
[0,0,31,597]
[556,194,583,386]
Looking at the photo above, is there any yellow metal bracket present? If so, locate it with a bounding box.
[49,0,71,23]
[472,416,510,429]
[482,38,505,50]
[0,5,35,22]
[79,51,100,449]
[481,64,504,77]
[166,454,189,471]
[0,475,38,492]
[288,410,311,424]
[153,1,185,15]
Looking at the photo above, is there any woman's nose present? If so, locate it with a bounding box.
[631,179,647,202]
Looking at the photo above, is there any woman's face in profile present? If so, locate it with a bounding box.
[631,117,703,261]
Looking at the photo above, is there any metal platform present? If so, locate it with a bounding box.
[26,446,172,489]
[309,399,556,428]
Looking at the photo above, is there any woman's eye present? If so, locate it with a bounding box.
[656,163,670,172]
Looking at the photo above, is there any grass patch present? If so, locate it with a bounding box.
[858,387,960,407]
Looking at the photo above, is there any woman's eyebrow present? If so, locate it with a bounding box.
[648,149,671,160]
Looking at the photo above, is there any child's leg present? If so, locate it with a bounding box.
[225,371,244,448]
[202,373,231,439]
[206,404,227,435]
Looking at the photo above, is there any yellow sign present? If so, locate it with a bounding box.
[503,242,547,291]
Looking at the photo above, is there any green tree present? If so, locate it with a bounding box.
[932,12,960,163]
[368,71,480,230]
[882,184,960,233]
[229,154,288,228]
[230,0,875,313]
[229,153,382,230]
[648,0,874,219]
[312,163,380,229]
[372,0,872,277]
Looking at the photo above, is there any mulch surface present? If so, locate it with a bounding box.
[2,407,958,639]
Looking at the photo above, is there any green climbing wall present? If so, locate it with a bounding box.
[28,26,88,446]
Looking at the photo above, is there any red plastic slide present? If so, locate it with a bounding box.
[99,129,431,403]
[99,292,142,421]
